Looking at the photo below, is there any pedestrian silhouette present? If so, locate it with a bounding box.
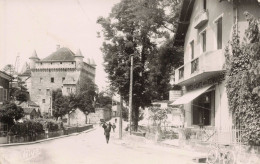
[102,122,112,144]
[112,123,116,132]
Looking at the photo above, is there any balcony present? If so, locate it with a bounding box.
[194,10,208,29]
[174,49,225,86]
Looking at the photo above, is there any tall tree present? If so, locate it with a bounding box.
[0,102,24,126]
[98,0,183,131]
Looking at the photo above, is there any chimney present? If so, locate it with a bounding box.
[56,45,60,50]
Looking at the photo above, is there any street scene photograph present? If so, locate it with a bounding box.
[0,0,260,164]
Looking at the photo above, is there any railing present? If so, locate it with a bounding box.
[179,67,184,80]
[174,49,225,85]
[187,127,246,145]
[191,58,199,74]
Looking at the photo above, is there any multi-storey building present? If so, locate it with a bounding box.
[171,0,260,130]
[28,45,96,114]
[0,71,12,106]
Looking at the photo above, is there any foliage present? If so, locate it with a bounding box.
[225,12,260,145]
[97,0,183,131]
[52,89,70,119]
[148,106,169,126]
[8,118,62,136]
[52,78,97,120]
[96,91,112,108]
[76,78,96,114]
[0,101,24,126]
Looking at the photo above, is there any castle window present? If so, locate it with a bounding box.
[51,62,52,65]
[40,62,42,65]
[40,78,43,83]
[42,99,45,103]
[67,87,70,93]
[71,62,74,64]
[60,62,62,64]
[46,89,50,95]
[62,77,65,82]
[51,77,54,83]
[38,89,41,93]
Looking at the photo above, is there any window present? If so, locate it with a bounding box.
[51,77,54,83]
[67,87,70,93]
[40,78,43,83]
[0,88,3,102]
[38,89,41,93]
[190,41,194,60]
[46,89,50,95]
[62,77,65,82]
[71,62,74,64]
[192,91,214,126]
[4,89,7,100]
[42,99,45,103]
[60,62,62,64]
[217,17,222,49]
[203,0,206,10]
[201,31,206,53]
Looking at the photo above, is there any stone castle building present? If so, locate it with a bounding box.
[24,45,96,115]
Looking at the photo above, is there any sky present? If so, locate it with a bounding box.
[0,0,120,90]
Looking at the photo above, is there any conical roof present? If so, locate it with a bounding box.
[42,47,76,61]
[29,50,39,60]
[75,49,84,58]
[90,58,96,66]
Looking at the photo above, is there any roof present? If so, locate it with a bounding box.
[42,47,76,61]
[173,0,195,47]
[63,71,80,85]
[28,100,39,107]
[29,50,40,60]
[23,108,36,114]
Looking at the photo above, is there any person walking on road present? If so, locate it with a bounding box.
[102,122,112,144]
[112,123,116,132]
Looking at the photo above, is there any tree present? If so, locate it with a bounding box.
[97,0,183,131]
[76,78,97,114]
[96,92,112,108]
[0,102,24,126]
[52,89,69,120]
[225,12,260,145]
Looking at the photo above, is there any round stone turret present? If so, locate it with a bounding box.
[29,50,40,69]
[75,49,84,69]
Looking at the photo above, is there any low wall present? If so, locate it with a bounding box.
[0,124,93,144]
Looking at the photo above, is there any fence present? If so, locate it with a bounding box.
[188,127,245,145]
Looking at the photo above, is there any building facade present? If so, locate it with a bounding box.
[28,45,96,114]
[0,71,12,105]
[172,0,260,130]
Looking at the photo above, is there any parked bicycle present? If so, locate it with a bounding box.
[207,143,236,164]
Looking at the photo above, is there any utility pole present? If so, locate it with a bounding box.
[129,54,133,135]
[119,94,123,139]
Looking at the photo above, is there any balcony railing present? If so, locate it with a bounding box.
[191,58,199,74]
[174,49,225,85]
[194,10,209,29]
[179,67,184,79]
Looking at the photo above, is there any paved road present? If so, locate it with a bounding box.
[0,127,202,164]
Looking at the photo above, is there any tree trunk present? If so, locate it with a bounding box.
[132,105,139,132]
